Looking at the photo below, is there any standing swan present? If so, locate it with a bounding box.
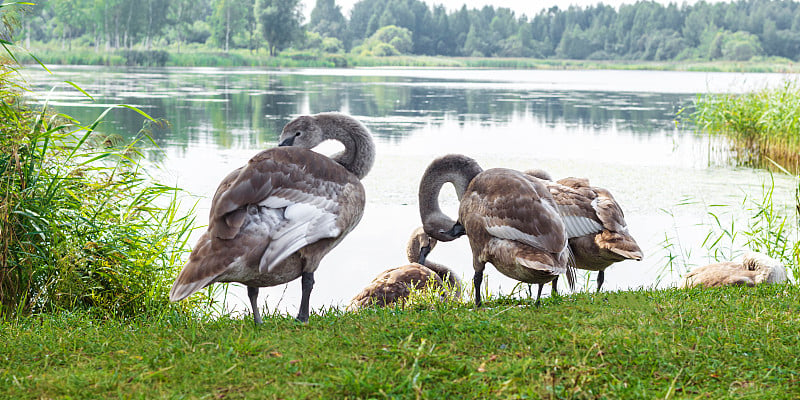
[418,154,573,306]
[680,252,787,288]
[525,172,643,293]
[169,112,375,323]
[347,227,461,310]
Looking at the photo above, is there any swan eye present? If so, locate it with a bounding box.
[295,131,302,137]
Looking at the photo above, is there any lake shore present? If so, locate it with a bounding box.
[21,45,800,73]
[2,284,799,398]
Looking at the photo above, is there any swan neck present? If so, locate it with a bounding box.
[418,155,482,241]
[318,114,375,179]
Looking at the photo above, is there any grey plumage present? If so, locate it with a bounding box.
[347,227,461,310]
[419,154,574,307]
[170,112,375,323]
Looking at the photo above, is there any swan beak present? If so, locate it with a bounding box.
[443,222,466,238]
[418,245,431,264]
[278,137,295,147]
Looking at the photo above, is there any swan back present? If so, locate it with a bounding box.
[681,251,787,288]
[460,168,571,283]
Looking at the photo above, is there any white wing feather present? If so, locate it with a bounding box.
[258,195,340,273]
[561,215,603,238]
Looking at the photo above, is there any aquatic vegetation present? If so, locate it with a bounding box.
[691,80,800,173]
[660,174,799,282]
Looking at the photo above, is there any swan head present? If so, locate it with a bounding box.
[423,218,466,243]
[279,115,325,148]
[743,251,787,284]
[408,226,438,264]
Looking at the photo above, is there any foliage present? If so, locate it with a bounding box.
[2,285,800,397]
[351,25,412,56]
[255,0,303,56]
[20,0,800,64]
[691,79,800,172]
[0,34,198,318]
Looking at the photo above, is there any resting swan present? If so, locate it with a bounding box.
[680,252,787,288]
[525,171,643,293]
[418,154,573,306]
[347,227,461,310]
[169,112,375,323]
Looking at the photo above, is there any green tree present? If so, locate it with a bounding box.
[351,24,411,56]
[210,0,249,51]
[50,0,89,49]
[255,0,304,56]
[309,0,348,45]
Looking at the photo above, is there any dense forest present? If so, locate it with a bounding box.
[13,0,800,62]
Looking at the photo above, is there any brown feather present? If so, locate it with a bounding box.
[170,146,365,301]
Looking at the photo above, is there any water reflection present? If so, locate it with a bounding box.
[23,66,692,151]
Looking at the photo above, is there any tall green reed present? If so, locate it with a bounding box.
[0,65,203,320]
[691,80,800,173]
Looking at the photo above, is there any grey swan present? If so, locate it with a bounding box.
[418,154,573,306]
[169,112,375,323]
[680,252,787,288]
[524,171,643,294]
[347,227,461,310]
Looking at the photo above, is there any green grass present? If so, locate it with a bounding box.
[690,80,800,174]
[1,285,799,398]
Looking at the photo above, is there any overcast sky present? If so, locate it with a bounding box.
[300,0,714,21]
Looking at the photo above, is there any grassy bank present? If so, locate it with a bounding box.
[691,80,800,174]
[20,43,800,73]
[1,285,799,398]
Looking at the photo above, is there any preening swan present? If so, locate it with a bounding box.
[169,112,375,323]
[525,172,643,293]
[418,154,573,306]
[681,252,787,288]
[347,227,461,310]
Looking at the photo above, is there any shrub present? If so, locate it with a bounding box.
[0,65,199,319]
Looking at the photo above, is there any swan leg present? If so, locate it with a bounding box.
[597,271,605,292]
[473,270,484,307]
[248,286,262,325]
[527,284,533,298]
[296,271,315,323]
[535,284,544,307]
[551,276,559,297]
[472,259,486,307]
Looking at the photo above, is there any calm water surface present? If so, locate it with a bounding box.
[22,65,798,317]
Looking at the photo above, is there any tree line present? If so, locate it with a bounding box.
[18,0,800,61]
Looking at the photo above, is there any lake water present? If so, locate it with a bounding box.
[22,65,798,318]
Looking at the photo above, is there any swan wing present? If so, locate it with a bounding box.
[258,189,341,272]
[541,178,604,238]
[467,169,568,254]
[207,147,357,273]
